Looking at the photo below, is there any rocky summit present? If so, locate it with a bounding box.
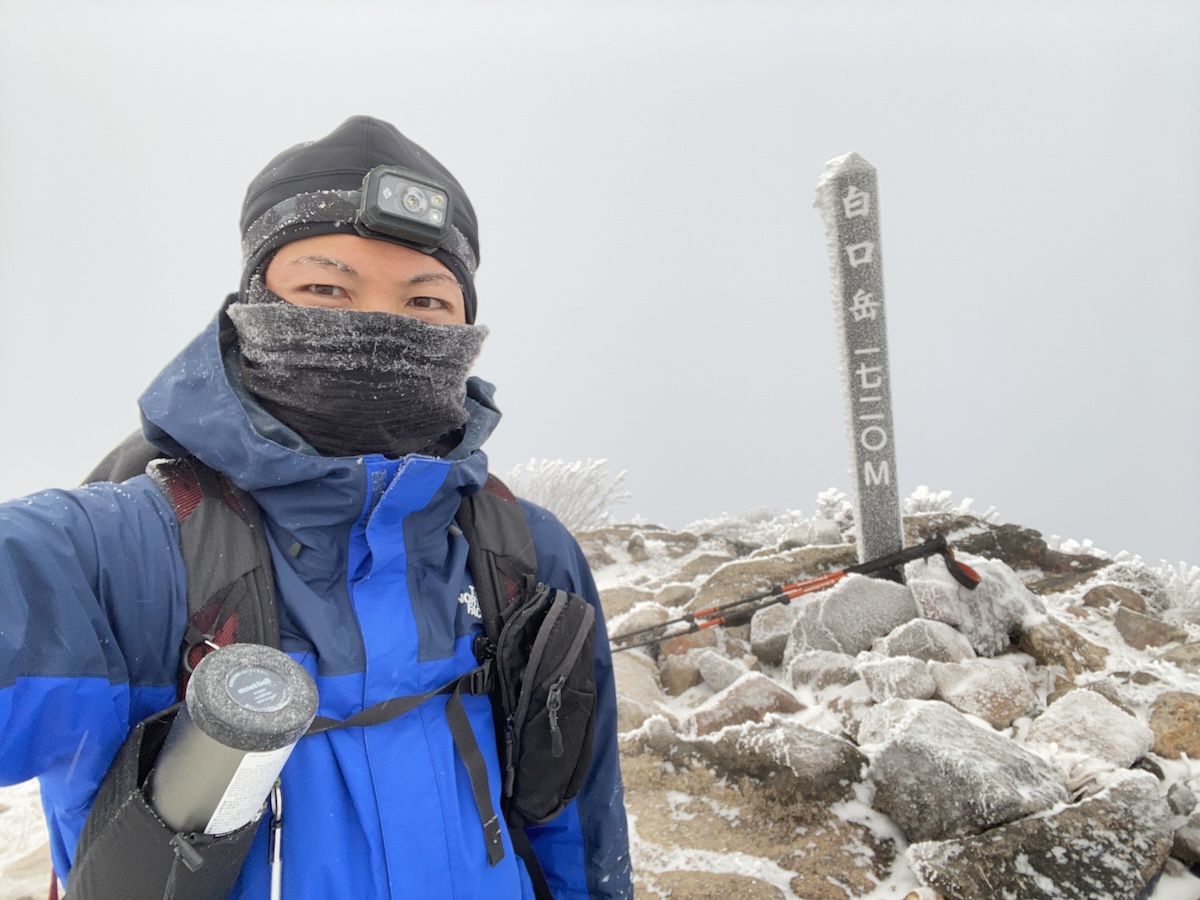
[1,504,1199,899]
[595,505,1200,899]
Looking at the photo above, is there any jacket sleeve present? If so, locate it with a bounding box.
[0,479,187,875]
[517,501,633,899]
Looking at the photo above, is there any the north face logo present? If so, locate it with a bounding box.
[458,585,481,619]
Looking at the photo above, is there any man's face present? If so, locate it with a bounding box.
[264,233,467,325]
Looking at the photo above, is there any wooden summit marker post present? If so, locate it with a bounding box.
[814,153,904,579]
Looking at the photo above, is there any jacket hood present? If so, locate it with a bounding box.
[138,299,500,498]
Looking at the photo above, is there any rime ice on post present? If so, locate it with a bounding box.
[814,152,903,573]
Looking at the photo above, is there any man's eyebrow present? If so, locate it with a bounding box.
[406,272,458,286]
[288,255,358,275]
[283,257,456,286]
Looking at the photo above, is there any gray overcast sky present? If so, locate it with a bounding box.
[1,0,1197,566]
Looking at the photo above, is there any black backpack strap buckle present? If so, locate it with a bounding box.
[465,659,493,695]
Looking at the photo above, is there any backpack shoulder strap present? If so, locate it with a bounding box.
[458,475,538,646]
[82,431,162,484]
[147,457,280,695]
[456,476,556,900]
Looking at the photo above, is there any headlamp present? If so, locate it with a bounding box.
[357,165,454,249]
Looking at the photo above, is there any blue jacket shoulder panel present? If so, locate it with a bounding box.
[0,478,188,875]
[0,477,186,693]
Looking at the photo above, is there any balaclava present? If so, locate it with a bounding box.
[229,116,487,459]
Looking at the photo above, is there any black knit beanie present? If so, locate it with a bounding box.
[239,116,480,323]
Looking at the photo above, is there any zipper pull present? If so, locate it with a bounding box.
[547,675,566,758]
[503,719,517,797]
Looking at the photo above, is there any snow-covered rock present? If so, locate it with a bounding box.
[748,601,795,666]
[872,617,977,662]
[907,770,1172,900]
[861,700,1067,842]
[687,671,802,736]
[786,649,860,691]
[955,556,1044,657]
[1149,691,1200,759]
[928,658,1039,728]
[856,656,936,702]
[693,648,748,693]
[1026,689,1153,768]
[791,574,917,656]
[612,649,669,732]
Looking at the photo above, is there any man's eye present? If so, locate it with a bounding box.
[408,296,448,309]
[305,284,347,298]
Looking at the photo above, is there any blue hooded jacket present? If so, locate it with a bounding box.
[0,307,632,898]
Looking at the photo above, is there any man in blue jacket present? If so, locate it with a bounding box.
[0,115,632,898]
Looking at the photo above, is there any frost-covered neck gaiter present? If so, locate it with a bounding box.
[226,298,487,459]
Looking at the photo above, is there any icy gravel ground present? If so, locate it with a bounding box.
[0,779,45,862]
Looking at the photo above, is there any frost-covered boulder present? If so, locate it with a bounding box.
[872,618,976,663]
[827,679,875,742]
[1026,689,1153,768]
[599,585,654,617]
[657,627,718,658]
[1114,605,1188,650]
[792,574,917,656]
[787,649,860,691]
[1082,583,1147,612]
[862,700,1067,842]
[612,650,668,732]
[1174,811,1200,866]
[904,555,965,625]
[652,583,695,608]
[687,671,803,736]
[1149,691,1200,759]
[955,556,1044,657]
[749,601,796,666]
[907,770,1172,900]
[1019,616,1109,678]
[657,652,703,696]
[929,658,1038,728]
[694,648,747,693]
[1168,782,1197,816]
[671,552,735,583]
[856,656,936,702]
[609,601,668,643]
[1156,642,1200,675]
[685,716,867,803]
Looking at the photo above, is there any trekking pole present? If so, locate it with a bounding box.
[269,782,283,900]
[609,533,979,653]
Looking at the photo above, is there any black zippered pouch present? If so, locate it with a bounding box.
[493,579,597,827]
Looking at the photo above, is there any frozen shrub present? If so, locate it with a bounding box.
[815,488,854,532]
[904,486,999,523]
[1156,561,1200,609]
[503,459,631,534]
